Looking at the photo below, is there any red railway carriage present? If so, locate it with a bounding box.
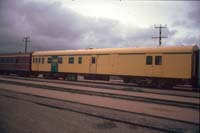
[0,53,32,75]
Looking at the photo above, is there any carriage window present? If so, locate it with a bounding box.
[78,57,82,64]
[36,58,38,64]
[4,58,6,63]
[91,57,95,64]
[1,58,4,63]
[11,58,14,63]
[5,58,8,63]
[13,58,16,63]
[32,58,35,63]
[42,58,45,64]
[146,56,152,65]
[7,58,10,63]
[8,58,11,63]
[155,56,162,65]
[3,58,6,63]
[58,57,62,64]
[16,58,19,63]
[0,58,3,63]
[69,57,74,64]
[48,58,52,63]
[4,58,7,63]
[39,58,41,64]
[0,58,2,63]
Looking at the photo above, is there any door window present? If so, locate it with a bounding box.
[91,57,96,64]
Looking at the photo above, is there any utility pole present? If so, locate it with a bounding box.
[23,37,30,53]
[152,24,168,46]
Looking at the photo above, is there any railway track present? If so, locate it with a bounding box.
[0,84,199,133]
[1,89,198,133]
[79,78,197,91]
[0,78,199,132]
[0,76,199,110]
[2,75,199,98]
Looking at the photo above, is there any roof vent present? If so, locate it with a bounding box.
[86,47,94,50]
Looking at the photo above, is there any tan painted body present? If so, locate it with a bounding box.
[32,45,198,79]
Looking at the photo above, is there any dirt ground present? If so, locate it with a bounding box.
[0,82,199,124]
[0,89,199,133]
[0,90,163,133]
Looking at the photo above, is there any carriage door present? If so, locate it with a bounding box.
[145,54,163,76]
[89,55,97,73]
[35,56,39,71]
[145,55,154,76]
[153,55,163,76]
[51,56,58,73]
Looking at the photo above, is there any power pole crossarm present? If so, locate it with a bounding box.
[152,24,168,46]
[23,37,31,53]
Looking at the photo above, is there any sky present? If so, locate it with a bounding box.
[0,0,199,53]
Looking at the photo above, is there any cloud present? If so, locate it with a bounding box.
[0,0,197,53]
[172,1,200,29]
[187,2,200,27]
[171,1,200,46]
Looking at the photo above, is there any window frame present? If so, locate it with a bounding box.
[68,57,74,64]
[146,56,153,65]
[41,57,45,64]
[155,56,162,65]
[58,57,62,64]
[78,57,82,64]
[91,57,96,64]
[2,57,5,63]
[48,57,52,63]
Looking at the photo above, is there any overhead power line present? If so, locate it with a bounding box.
[23,37,31,53]
[152,24,168,46]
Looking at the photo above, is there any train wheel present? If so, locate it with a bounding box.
[123,78,130,83]
[67,74,77,81]
[43,74,50,79]
[33,74,38,78]
[153,80,174,89]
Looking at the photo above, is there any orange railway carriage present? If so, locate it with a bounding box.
[31,45,199,88]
